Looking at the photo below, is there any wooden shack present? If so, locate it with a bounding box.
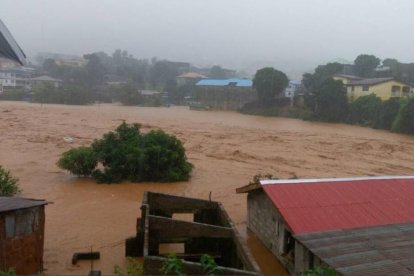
[237,176,414,275]
[0,197,47,274]
[126,192,260,275]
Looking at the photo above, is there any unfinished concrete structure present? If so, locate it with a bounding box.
[195,79,256,110]
[126,192,260,275]
[0,197,47,274]
[238,176,414,275]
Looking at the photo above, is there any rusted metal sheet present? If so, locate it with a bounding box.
[295,222,414,275]
[0,197,47,213]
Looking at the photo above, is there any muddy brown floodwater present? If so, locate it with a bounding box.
[2,102,414,275]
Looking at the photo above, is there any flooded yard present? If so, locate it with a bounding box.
[2,101,414,275]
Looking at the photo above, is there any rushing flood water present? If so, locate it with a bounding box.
[2,102,414,275]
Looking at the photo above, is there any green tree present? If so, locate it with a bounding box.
[84,53,106,87]
[373,97,400,129]
[392,98,414,134]
[312,79,348,122]
[57,147,98,176]
[354,54,381,78]
[0,165,20,196]
[348,94,382,126]
[208,65,228,79]
[303,63,344,92]
[32,82,63,104]
[111,83,143,106]
[253,67,289,103]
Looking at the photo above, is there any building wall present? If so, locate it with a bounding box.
[247,189,322,275]
[0,206,45,274]
[347,80,412,101]
[247,190,294,272]
[195,86,256,110]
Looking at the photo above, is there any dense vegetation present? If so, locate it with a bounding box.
[57,122,192,183]
[0,165,20,196]
[253,67,289,103]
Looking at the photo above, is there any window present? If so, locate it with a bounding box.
[351,85,355,92]
[403,86,410,96]
[362,85,369,91]
[392,85,401,96]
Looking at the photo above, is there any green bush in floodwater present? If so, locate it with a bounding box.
[57,147,98,176]
[0,166,20,196]
[57,122,192,184]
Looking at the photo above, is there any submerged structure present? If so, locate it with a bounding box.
[126,192,260,275]
[237,176,414,275]
[0,197,47,274]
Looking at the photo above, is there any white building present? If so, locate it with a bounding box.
[0,67,34,93]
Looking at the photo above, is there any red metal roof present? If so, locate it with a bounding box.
[261,176,414,234]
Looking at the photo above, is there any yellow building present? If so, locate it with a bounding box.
[333,74,412,101]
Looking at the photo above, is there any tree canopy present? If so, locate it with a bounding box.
[253,67,289,103]
[354,54,381,78]
[311,78,348,122]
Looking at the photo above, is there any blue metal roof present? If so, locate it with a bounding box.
[196,78,252,87]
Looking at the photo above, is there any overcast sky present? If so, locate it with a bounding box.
[1,0,413,77]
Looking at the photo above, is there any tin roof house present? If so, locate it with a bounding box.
[237,176,414,275]
[0,197,47,274]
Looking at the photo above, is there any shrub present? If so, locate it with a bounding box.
[160,254,183,275]
[57,147,98,176]
[373,97,400,130]
[200,254,220,276]
[0,166,20,196]
[348,94,382,126]
[301,267,335,276]
[58,122,192,184]
[114,257,143,276]
[392,98,414,134]
[0,89,27,101]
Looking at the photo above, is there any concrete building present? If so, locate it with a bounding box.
[0,67,34,93]
[333,74,412,101]
[0,197,47,274]
[237,176,414,275]
[195,79,256,110]
[284,80,302,106]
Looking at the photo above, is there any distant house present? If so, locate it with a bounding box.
[237,176,414,275]
[195,78,256,110]
[333,74,412,101]
[31,75,61,88]
[55,57,85,67]
[0,197,47,274]
[0,67,34,92]
[176,72,207,86]
[283,80,302,106]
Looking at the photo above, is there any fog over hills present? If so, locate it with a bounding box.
[1,0,413,77]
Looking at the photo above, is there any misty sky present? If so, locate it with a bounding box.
[1,0,414,77]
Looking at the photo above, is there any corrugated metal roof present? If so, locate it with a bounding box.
[261,176,414,234]
[0,197,47,213]
[295,221,414,275]
[196,78,252,87]
[349,77,394,86]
